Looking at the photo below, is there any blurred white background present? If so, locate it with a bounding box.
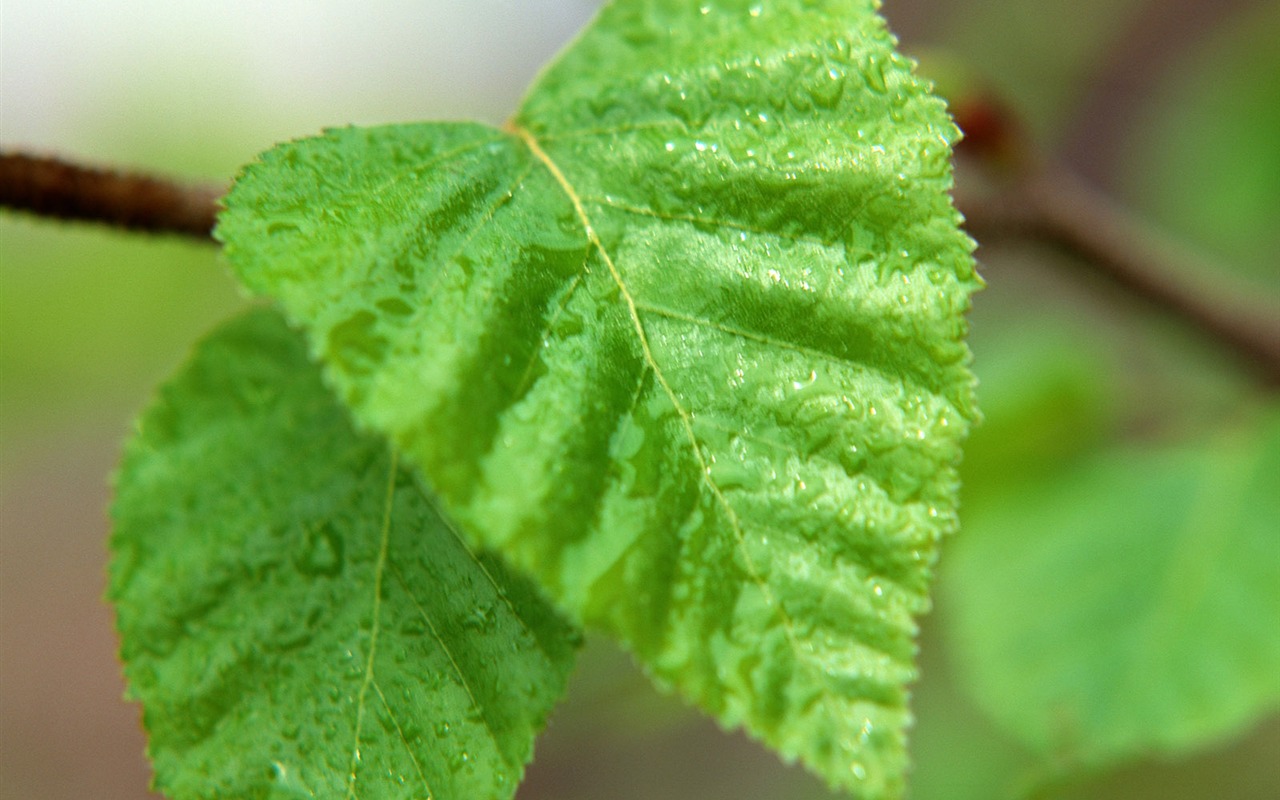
[2,1,599,173]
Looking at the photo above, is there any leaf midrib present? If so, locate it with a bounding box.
[510,122,817,702]
[346,451,400,799]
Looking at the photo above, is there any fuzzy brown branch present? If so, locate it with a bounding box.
[958,164,1280,388]
[0,151,222,240]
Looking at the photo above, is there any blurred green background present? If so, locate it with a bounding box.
[2,1,1277,798]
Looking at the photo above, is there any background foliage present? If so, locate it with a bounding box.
[1,1,1276,798]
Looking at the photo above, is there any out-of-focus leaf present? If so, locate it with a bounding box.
[958,324,1120,507]
[907,322,1117,800]
[945,407,1280,768]
[905,618,1039,800]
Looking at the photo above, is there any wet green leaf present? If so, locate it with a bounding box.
[217,1,977,795]
[110,309,579,800]
[946,408,1280,769]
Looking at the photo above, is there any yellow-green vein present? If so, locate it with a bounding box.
[512,123,807,680]
[388,564,510,769]
[346,450,399,799]
[372,679,434,798]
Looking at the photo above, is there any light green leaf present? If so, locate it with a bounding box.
[109,308,579,800]
[945,408,1280,770]
[217,1,977,796]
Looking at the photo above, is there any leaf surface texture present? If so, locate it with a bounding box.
[218,1,978,795]
[110,309,578,800]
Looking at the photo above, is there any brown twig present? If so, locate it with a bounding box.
[959,166,1280,387]
[950,93,1280,389]
[0,151,222,240]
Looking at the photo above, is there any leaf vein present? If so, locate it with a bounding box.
[372,678,434,798]
[424,487,561,668]
[389,160,537,322]
[633,299,904,383]
[508,258,591,402]
[534,119,687,143]
[345,451,398,799]
[388,564,513,770]
[514,123,812,698]
[587,193,808,245]
[361,134,507,215]
[533,37,855,146]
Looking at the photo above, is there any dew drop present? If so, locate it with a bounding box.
[463,603,497,633]
[859,718,875,742]
[808,66,846,108]
[863,54,888,94]
[266,220,303,237]
[297,522,344,577]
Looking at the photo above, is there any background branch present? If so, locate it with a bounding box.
[0,151,222,240]
[958,166,1280,387]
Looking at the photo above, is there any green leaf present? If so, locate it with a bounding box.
[109,308,579,800]
[217,1,977,796]
[945,408,1280,770]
